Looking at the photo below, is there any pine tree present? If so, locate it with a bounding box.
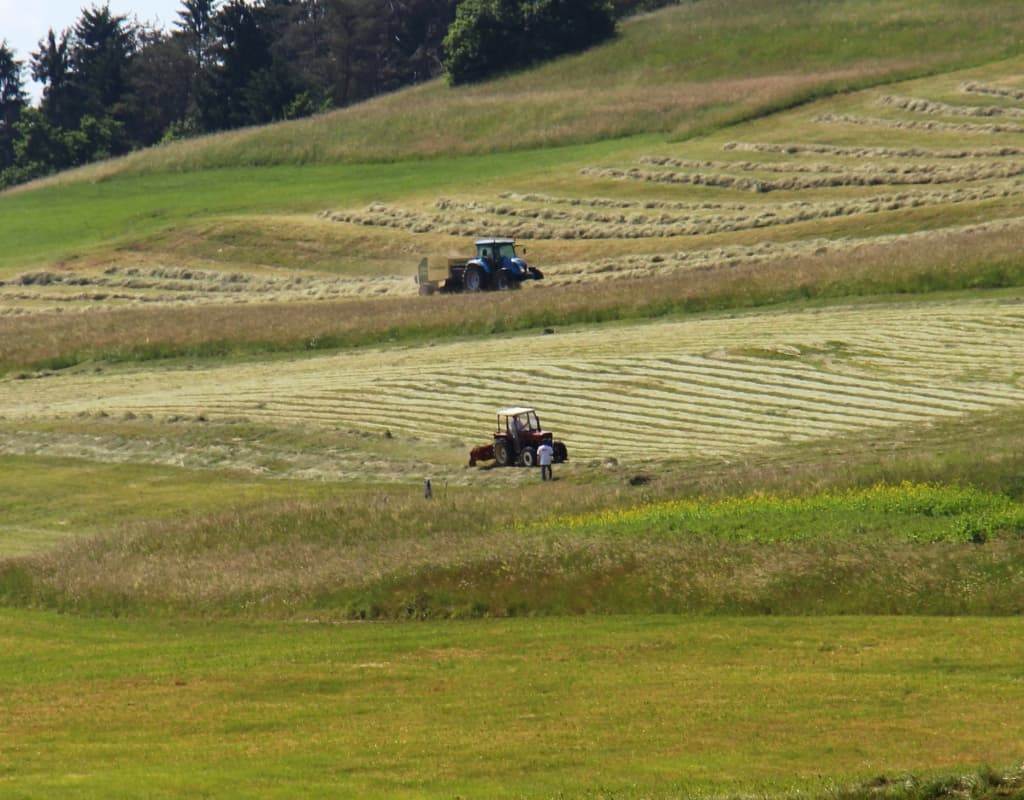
[69,3,138,120]
[176,0,218,71]
[31,29,74,127]
[0,41,27,170]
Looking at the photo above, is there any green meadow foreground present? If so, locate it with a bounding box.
[5,0,1024,795]
[3,612,1023,799]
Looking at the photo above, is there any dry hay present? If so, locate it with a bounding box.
[580,163,1024,192]
[4,297,1024,462]
[326,181,1024,240]
[543,216,1024,284]
[961,81,1024,102]
[879,94,1024,119]
[723,141,1024,159]
[0,265,416,314]
[816,112,1024,135]
[639,155,1024,182]
[497,191,744,212]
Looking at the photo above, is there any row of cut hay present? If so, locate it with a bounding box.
[580,163,1024,191]
[438,197,744,224]
[326,182,1024,240]
[961,81,1024,102]
[542,216,1024,283]
[0,264,415,314]
[497,191,746,211]
[639,155,1024,179]
[12,300,1024,460]
[879,94,1024,119]
[816,112,1024,135]
[19,355,980,458]
[723,141,1024,159]
[439,189,1020,231]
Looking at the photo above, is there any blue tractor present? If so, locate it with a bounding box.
[421,238,544,293]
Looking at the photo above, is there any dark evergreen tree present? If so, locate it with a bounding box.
[321,0,376,107]
[525,0,616,62]
[125,30,194,145]
[177,0,218,70]
[386,0,457,84]
[68,4,139,122]
[0,42,27,170]
[200,0,275,129]
[31,29,74,128]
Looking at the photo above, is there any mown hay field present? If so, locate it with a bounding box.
[4,296,1023,464]
[9,58,1024,323]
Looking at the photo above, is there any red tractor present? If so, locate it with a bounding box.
[469,407,569,467]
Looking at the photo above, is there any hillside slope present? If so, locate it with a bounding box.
[15,0,1024,189]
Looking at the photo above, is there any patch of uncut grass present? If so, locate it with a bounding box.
[544,482,1024,544]
[1,610,1022,798]
[5,219,1024,375]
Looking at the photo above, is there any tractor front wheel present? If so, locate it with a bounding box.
[494,438,513,467]
[496,270,513,291]
[464,266,484,292]
[553,441,568,463]
[519,447,537,468]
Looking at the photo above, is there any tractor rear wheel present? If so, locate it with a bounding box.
[464,266,484,292]
[494,438,513,467]
[519,447,537,468]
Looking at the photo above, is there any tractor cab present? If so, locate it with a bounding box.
[498,407,541,439]
[469,238,541,287]
[476,239,518,266]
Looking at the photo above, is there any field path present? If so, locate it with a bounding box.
[3,297,1024,461]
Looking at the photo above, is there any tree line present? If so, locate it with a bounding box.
[0,0,677,190]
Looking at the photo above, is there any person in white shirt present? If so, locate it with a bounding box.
[537,437,554,481]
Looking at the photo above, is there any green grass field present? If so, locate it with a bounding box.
[3,611,1023,799]
[0,455,341,556]
[5,0,1024,795]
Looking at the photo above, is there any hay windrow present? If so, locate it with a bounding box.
[723,141,1024,159]
[816,113,1024,135]
[545,216,1024,283]
[325,181,1024,239]
[5,297,1024,461]
[638,155,1024,181]
[0,264,415,314]
[879,94,1024,119]
[580,164,1024,192]
[497,191,745,212]
[961,81,1024,102]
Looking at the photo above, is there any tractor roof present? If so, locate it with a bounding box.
[476,238,515,246]
[497,406,535,416]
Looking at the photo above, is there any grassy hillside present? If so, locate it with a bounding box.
[18,0,1024,187]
